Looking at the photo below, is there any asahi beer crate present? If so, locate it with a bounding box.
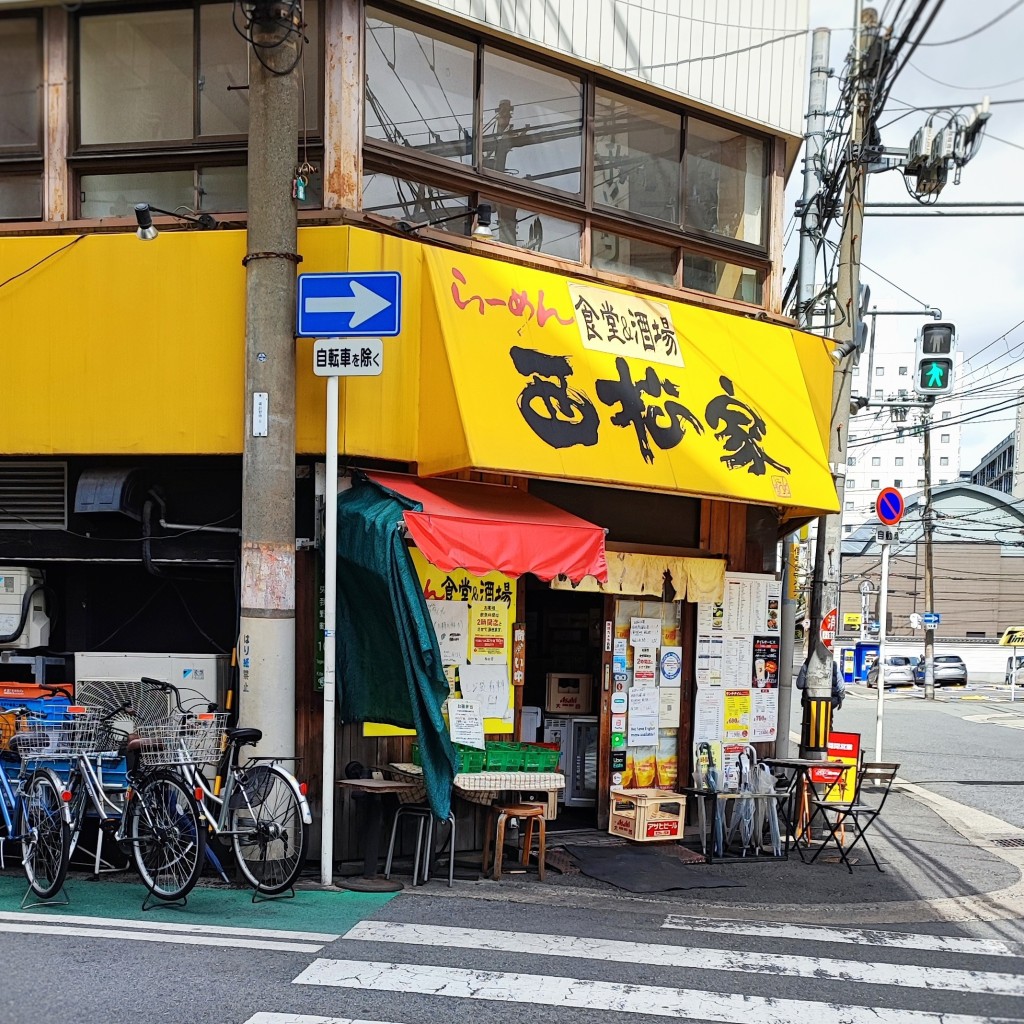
[608,788,685,842]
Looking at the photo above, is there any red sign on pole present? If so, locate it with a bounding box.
[820,608,838,650]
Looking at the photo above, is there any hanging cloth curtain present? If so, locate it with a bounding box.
[335,479,456,819]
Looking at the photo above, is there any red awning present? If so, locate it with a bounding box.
[366,472,608,584]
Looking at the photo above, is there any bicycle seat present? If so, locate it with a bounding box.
[226,727,262,747]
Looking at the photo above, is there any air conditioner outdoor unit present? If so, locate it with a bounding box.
[0,567,50,649]
[74,652,229,711]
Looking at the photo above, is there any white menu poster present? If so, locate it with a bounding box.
[695,572,781,742]
[693,687,725,743]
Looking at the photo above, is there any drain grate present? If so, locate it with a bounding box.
[992,838,1024,848]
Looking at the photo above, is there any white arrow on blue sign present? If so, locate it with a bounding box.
[923,612,940,626]
[296,272,402,338]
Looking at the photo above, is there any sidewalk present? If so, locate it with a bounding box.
[397,783,1024,928]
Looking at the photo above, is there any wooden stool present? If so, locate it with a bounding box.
[481,803,546,881]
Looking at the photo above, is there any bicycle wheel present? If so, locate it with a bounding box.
[129,770,205,901]
[20,768,71,900]
[230,764,309,894]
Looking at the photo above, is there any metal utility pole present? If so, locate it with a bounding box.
[238,4,302,760]
[801,4,875,758]
[779,26,830,755]
[922,408,936,699]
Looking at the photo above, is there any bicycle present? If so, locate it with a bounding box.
[57,699,209,906]
[139,677,312,897]
[0,705,74,904]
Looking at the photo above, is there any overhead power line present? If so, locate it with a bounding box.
[917,0,1024,46]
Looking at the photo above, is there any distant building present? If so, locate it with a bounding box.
[971,433,1014,495]
[840,482,1024,640]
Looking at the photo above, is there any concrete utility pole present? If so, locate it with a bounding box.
[780,25,831,755]
[238,4,302,759]
[801,4,876,757]
[922,409,937,700]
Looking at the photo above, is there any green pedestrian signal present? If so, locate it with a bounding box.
[914,321,956,396]
[917,357,952,393]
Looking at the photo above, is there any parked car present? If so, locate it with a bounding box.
[914,654,968,687]
[866,656,915,688]
[1006,657,1024,685]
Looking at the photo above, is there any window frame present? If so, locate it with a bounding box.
[360,1,771,296]
[0,11,45,220]
[69,0,323,215]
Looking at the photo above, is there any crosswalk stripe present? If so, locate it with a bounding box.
[662,915,1023,957]
[243,1016,400,1024]
[342,921,1024,997]
[0,920,323,952]
[0,909,338,943]
[293,958,1018,1024]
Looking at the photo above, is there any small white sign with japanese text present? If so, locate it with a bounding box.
[313,337,383,377]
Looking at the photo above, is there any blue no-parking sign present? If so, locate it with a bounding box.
[875,487,905,527]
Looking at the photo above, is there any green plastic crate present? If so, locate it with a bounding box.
[484,741,523,771]
[454,743,486,773]
[521,743,560,772]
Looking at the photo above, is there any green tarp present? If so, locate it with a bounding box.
[335,478,456,819]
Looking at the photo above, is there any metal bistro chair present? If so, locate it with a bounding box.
[808,761,900,873]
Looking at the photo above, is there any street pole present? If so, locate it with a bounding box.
[875,539,890,759]
[320,371,339,885]
[780,25,830,756]
[802,4,875,757]
[922,408,936,700]
[238,5,301,760]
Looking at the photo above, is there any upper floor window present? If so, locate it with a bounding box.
[73,2,321,217]
[875,366,884,376]
[362,5,768,294]
[0,15,43,220]
[594,89,676,218]
[898,366,907,375]
[683,118,765,245]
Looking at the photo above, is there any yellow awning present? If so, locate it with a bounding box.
[418,247,839,517]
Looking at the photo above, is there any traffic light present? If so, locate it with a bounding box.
[914,321,956,396]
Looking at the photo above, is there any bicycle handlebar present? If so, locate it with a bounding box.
[139,676,218,716]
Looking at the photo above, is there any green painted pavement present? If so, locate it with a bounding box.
[0,870,395,934]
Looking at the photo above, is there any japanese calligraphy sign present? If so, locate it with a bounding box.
[420,246,838,514]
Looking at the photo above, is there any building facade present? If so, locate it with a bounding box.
[0,1,835,856]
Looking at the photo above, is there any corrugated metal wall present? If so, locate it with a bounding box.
[412,0,810,135]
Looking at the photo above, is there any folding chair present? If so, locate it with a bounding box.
[807,762,900,873]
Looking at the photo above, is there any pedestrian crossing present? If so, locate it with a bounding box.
[242,910,1024,1024]
[0,909,338,953]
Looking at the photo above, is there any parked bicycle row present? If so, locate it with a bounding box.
[0,677,311,908]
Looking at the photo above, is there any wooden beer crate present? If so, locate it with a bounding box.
[608,788,685,842]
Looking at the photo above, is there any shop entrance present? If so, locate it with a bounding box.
[523,580,604,832]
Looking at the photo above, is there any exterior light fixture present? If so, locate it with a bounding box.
[395,202,494,240]
[134,202,219,241]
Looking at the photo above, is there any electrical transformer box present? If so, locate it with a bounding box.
[0,567,50,649]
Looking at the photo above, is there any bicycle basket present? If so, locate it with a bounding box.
[14,706,102,762]
[135,712,227,768]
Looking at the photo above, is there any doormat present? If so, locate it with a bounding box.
[563,845,744,893]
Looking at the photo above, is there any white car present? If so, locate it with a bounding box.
[866,656,915,688]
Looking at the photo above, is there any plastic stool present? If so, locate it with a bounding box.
[481,803,546,881]
[384,805,457,887]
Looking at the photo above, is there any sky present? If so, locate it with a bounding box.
[789,1,1024,470]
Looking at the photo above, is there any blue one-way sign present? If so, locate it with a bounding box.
[296,272,402,338]
[923,611,941,627]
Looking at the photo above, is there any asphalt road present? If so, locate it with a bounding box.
[834,682,1024,830]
